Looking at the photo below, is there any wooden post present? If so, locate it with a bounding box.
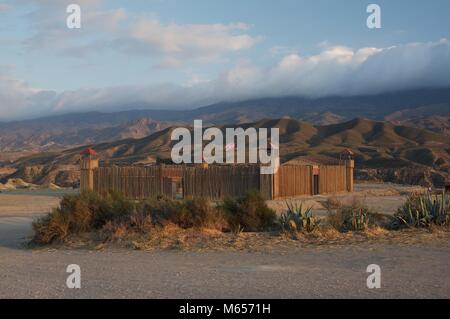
[80,156,98,192]
[259,172,273,200]
[345,159,354,192]
[80,148,99,193]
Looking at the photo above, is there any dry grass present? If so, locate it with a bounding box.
[32,191,266,244]
[322,196,342,211]
[323,196,387,232]
[57,223,450,252]
[32,190,450,250]
[33,208,70,244]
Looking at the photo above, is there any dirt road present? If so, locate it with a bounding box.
[0,189,449,299]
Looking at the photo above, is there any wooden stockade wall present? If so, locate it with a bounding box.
[93,166,184,199]
[92,164,271,200]
[183,165,266,200]
[318,165,347,194]
[274,165,312,198]
[89,163,351,200]
[272,164,349,198]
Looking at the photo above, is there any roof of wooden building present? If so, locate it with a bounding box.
[80,148,98,156]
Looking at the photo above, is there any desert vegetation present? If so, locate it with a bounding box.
[32,191,276,245]
[219,191,277,233]
[279,202,320,233]
[32,190,450,249]
[391,192,450,228]
[324,197,381,232]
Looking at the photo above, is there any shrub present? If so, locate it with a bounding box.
[129,211,153,233]
[32,191,136,244]
[175,197,226,230]
[219,191,276,232]
[392,192,450,228]
[339,206,371,231]
[132,196,228,231]
[322,196,342,211]
[326,202,374,232]
[91,191,136,227]
[139,195,179,226]
[33,208,70,244]
[59,194,93,232]
[33,190,276,245]
[279,201,320,233]
[101,221,129,241]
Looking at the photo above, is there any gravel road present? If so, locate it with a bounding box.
[0,191,449,299]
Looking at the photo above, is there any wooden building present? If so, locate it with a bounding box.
[80,149,354,200]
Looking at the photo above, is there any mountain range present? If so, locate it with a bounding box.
[0,87,449,152]
[2,117,449,188]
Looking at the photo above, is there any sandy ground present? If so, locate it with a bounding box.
[268,183,425,216]
[0,185,449,299]
[0,193,61,218]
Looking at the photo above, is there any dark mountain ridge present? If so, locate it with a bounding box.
[0,87,449,151]
[3,117,449,188]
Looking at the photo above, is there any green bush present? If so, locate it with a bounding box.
[340,206,371,231]
[141,196,226,230]
[33,190,279,245]
[327,204,374,232]
[86,191,136,227]
[219,191,276,232]
[32,191,136,244]
[279,201,320,233]
[139,195,178,226]
[392,192,450,228]
[174,197,226,229]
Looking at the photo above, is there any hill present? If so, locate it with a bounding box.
[3,118,449,188]
[385,103,450,134]
[0,87,449,152]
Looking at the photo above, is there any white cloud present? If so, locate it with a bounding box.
[21,1,259,66]
[23,0,127,51]
[1,39,450,121]
[0,68,56,119]
[125,20,259,66]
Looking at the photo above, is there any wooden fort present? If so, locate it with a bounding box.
[80,148,354,200]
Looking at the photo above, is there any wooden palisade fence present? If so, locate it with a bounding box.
[80,152,354,200]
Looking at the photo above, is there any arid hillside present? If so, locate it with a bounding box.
[2,118,448,188]
[1,88,449,152]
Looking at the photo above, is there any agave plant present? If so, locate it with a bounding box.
[346,207,370,231]
[279,201,320,233]
[394,192,450,228]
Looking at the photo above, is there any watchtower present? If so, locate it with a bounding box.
[340,149,355,192]
[80,148,99,192]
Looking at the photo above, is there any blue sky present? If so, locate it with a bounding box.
[1,0,450,120]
